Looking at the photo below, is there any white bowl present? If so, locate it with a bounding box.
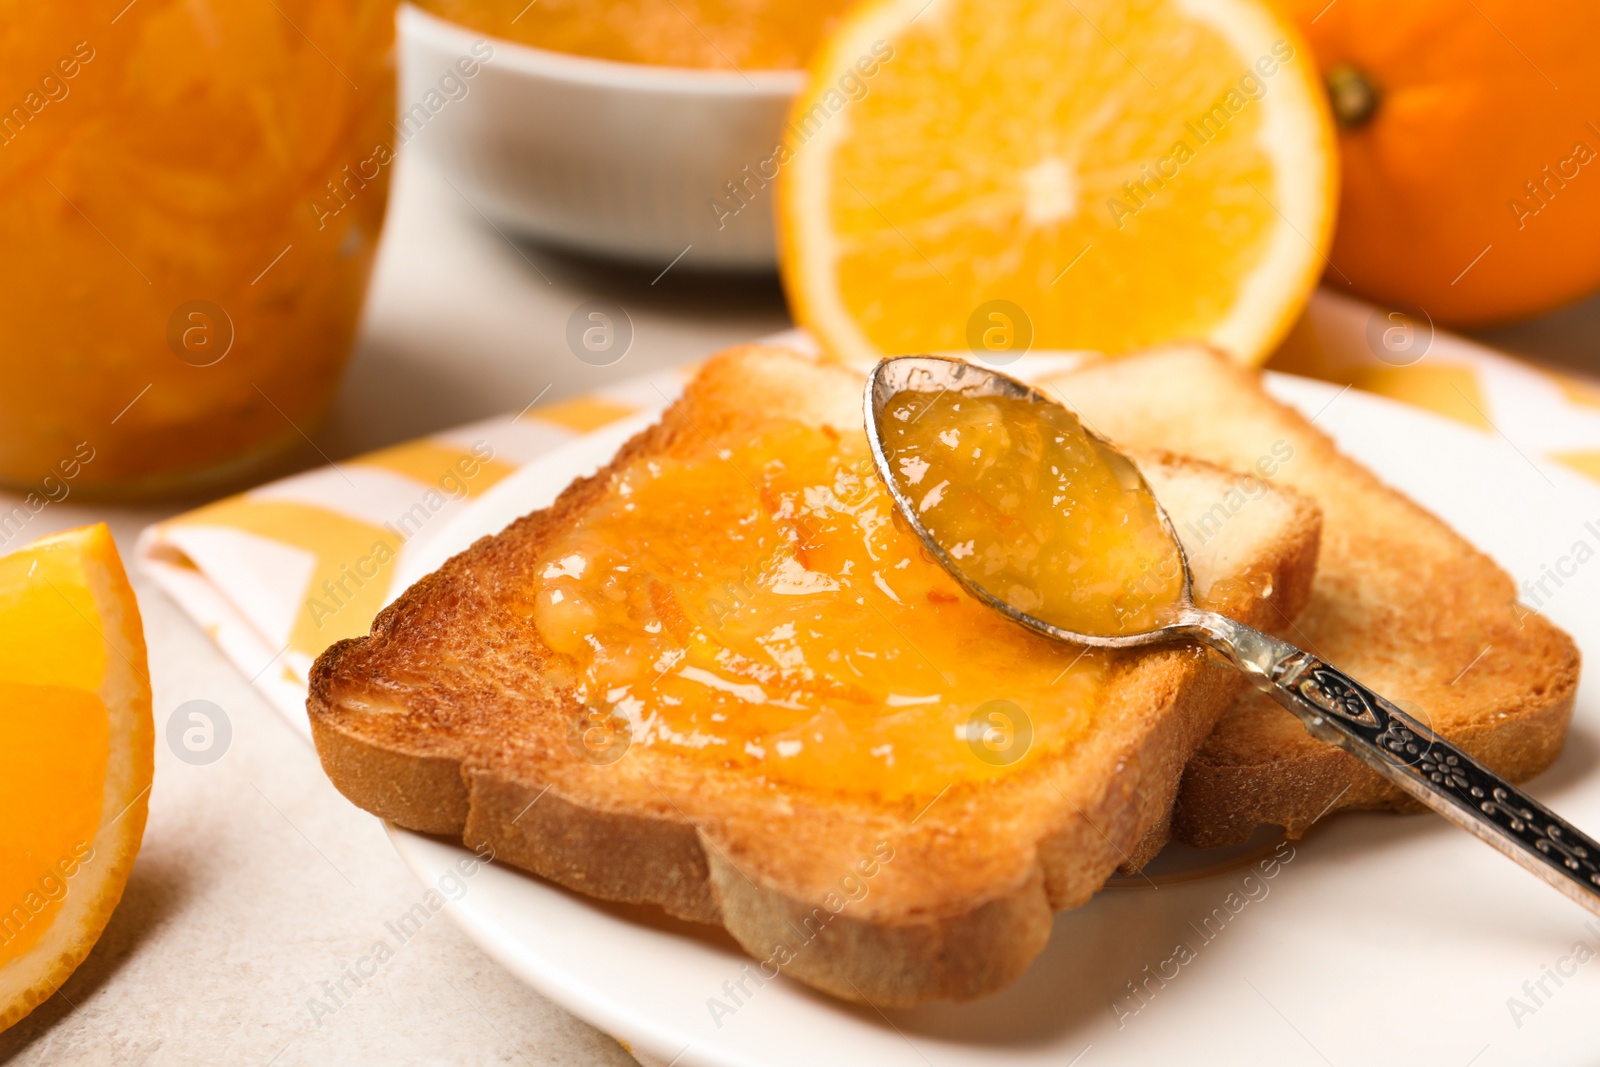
[398,3,803,269]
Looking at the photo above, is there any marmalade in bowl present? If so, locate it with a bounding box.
[526,416,1114,800]
[0,0,395,495]
[415,0,855,70]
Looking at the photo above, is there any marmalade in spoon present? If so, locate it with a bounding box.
[877,387,1187,637]
[525,416,1109,799]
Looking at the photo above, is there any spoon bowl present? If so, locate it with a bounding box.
[863,354,1213,651]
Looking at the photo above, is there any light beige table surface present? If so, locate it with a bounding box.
[2,144,1598,1066]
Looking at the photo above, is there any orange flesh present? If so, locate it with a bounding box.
[814,0,1286,356]
[878,389,1186,637]
[415,0,856,69]
[529,418,1109,799]
[0,545,109,966]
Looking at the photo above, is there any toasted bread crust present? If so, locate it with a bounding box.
[308,345,1322,1004]
[1048,346,1582,848]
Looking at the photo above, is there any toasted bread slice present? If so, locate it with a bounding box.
[1047,346,1581,847]
[308,345,1320,1005]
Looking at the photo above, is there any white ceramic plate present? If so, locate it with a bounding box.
[388,371,1600,1067]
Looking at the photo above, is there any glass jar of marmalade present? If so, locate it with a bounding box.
[0,0,396,496]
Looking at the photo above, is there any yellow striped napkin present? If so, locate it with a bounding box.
[132,289,1599,1067]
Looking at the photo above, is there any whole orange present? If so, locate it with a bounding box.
[1278,0,1600,324]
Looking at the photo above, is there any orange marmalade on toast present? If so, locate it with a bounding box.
[525,414,1117,798]
[877,389,1187,637]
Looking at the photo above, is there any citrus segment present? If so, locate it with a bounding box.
[779,0,1336,365]
[0,525,153,1033]
[0,688,109,964]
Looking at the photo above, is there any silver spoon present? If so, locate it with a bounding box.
[865,353,1600,916]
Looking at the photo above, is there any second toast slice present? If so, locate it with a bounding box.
[1049,346,1581,847]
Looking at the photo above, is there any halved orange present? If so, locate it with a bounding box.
[0,524,153,1033]
[778,0,1337,366]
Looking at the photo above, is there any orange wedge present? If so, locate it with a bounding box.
[778,0,1337,366]
[0,524,152,1033]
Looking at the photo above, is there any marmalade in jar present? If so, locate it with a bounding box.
[0,0,396,495]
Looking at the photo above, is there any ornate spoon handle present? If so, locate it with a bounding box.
[1187,611,1600,915]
